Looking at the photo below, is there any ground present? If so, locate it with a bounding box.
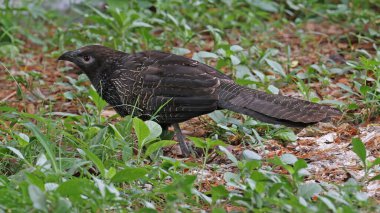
[1,20,379,204]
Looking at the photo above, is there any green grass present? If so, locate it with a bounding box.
[1,0,380,212]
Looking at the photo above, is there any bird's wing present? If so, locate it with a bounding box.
[124,51,222,124]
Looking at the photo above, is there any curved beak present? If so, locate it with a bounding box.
[58,51,75,62]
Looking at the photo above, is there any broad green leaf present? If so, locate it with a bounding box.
[337,83,357,95]
[171,47,190,55]
[281,153,298,165]
[273,128,297,142]
[45,112,79,117]
[219,146,238,166]
[369,158,380,169]
[57,179,94,200]
[145,140,177,157]
[359,85,370,96]
[230,45,243,52]
[243,150,262,161]
[230,55,241,65]
[197,51,218,59]
[63,91,74,100]
[355,192,369,201]
[145,120,162,142]
[265,59,285,77]
[319,196,336,212]
[298,183,322,198]
[26,173,45,191]
[78,149,106,178]
[210,185,229,202]
[131,21,153,28]
[294,159,308,171]
[352,138,366,167]
[28,185,47,211]
[133,117,150,148]
[189,137,207,148]
[224,172,240,184]
[267,85,279,94]
[370,174,380,181]
[212,208,227,213]
[7,146,25,160]
[253,0,278,12]
[112,167,148,183]
[207,139,227,148]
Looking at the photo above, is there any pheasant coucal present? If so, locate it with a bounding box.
[58,45,341,156]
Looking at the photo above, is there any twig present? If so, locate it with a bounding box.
[0,91,16,102]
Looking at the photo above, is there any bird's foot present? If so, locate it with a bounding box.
[173,123,191,157]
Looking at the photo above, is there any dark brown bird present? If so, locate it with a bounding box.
[58,45,341,156]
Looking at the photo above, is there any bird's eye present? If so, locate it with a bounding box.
[83,55,91,62]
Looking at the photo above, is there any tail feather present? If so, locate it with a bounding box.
[217,82,341,127]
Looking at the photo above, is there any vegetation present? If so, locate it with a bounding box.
[0,0,379,212]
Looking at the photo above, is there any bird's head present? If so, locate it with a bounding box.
[58,45,126,82]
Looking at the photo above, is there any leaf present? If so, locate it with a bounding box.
[207,139,227,148]
[108,124,124,140]
[219,146,238,166]
[242,150,262,161]
[145,120,162,142]
[230,45,243,52]
[355,192,368,201]
[90,126,108,146]
[57,179,94,200]
[369,174,380,181]
[133,117,150,148]
[230,55,241,65]
[36,154,50,170]
[171,47,190,55]
[45,112,79,117]
[7,146,25,160]
[351,138,366,167]
[281,153,298,165]
[369,158,380,169]
[267,85,279,94]
[89,86,107,112]
[319,196,336,212]
[196,51,219,59]
[131,21,153,28]
[145,140,177,157]
[337,83,356,95]
[265,59,285,77]
[208,111,227,124]
[224,172,240,183]
[63,91,74,100]
[252,0,278,12]
[210,185,229,202]
[359,85,370,96]
[28,185,47,211]
[212,207,227,213]
[77,148,106,178]
[298,183,322,198]
[273,128,297,142]
[111,167,148,183]
[189,137,207,148]
[24,123,58,172]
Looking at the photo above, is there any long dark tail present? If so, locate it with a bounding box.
[217,82,341,127]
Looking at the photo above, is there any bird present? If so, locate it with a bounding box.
[58,45,341,156]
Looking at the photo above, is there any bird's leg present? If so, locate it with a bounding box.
[172,123,190,157]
